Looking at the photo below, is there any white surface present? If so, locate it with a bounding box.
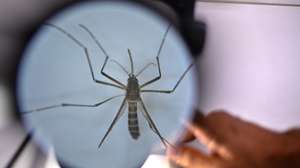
[44,148,60,168]
[142,155,170,168]
[196,1,300,131]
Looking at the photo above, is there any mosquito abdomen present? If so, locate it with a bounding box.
[128,102,140,139]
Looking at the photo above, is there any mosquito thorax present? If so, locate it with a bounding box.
[126,74,140,101]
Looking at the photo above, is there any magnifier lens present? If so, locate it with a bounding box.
[16,1,197,167]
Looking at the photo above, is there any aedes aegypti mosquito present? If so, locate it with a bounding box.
[23,23,194,149]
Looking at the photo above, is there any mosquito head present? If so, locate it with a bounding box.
[129,73,135,78]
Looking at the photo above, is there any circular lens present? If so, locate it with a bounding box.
[16,1,197,167]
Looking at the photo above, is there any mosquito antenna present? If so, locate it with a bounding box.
[127,49,134,74]
[136,62,156,77]
[110,59,130,75]
[78,24,110,58]
[156,23,172,58]
[197,0,300,7]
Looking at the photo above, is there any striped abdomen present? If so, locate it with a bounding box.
[128,102,140,139]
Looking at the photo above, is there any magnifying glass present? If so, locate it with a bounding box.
[14,0,205,167]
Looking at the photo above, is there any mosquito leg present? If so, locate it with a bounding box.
[139,57,161,88]
[45,23,125,90]
[140,24,172,89]
[100,56,127,88]
[98,98,127,148]
[136,62,156,77]
[139,99,173,149]
[110,59,129,75]
[148,122,175,149]
[139,102,153,130]
[22,95,124,115]
[141,63,194,94]
[78,24,126,88]
[85,49,125,89]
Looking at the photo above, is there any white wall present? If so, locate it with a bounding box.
[195,1,300,131]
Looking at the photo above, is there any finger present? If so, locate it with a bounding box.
[176,127,196,144]
[167,145,217,168]
[176,109,205,143]
[185,122,232,159]
[185,122,218,150]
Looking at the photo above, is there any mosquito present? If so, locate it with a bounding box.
[22,23,194,149]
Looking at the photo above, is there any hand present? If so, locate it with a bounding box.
[167,110,300,168]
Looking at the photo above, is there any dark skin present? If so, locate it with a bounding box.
[167,110,300,168]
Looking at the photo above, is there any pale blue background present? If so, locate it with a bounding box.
[17,1,197,168]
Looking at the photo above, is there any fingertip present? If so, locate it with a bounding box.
[167,146,211,168]
[166,146,187,167]
[183,121,204,136]
[183,122,217,149]
[175,127,196,145]
[166,145,183,163]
